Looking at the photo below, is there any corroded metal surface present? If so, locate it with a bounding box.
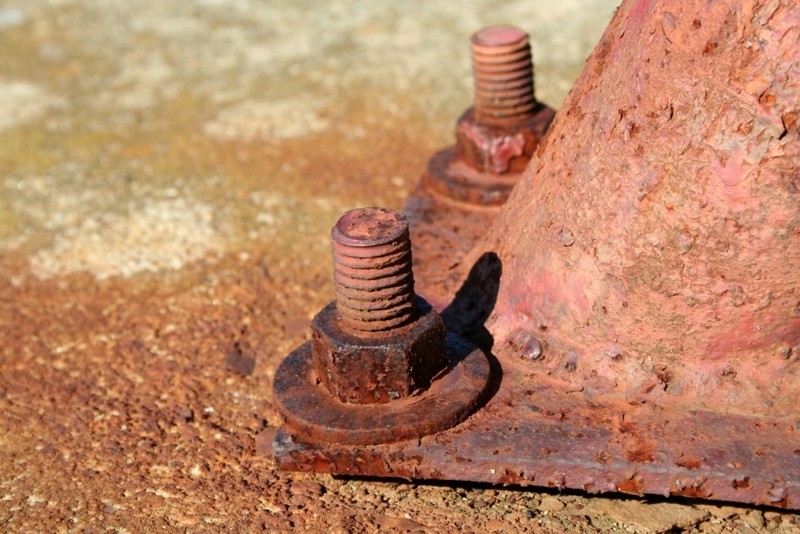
[275,362,800,508]
[309,298,447,404]
[475,0,800,415]
[275,0,800,510]
[275,206,491,440]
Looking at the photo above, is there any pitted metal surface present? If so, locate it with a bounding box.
[273,0,800,511]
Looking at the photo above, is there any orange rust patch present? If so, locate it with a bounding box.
[675,453,704,470]
[624,444,655,463]
[616,477,644,494]
[672,485,711,499]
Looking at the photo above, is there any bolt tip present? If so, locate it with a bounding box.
[332,207,409,247]
[472,25,527,47]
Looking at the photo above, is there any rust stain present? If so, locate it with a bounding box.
[624,444,655,464]
[616,477,645,495]
[674,453,704,470]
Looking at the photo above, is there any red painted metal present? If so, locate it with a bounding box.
[274,0,800,509]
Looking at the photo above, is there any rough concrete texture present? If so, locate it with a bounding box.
[0,0,798,532]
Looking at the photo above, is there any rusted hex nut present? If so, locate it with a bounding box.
[454,107,552,175]
[311,297,445,404]
[314,207,447,404]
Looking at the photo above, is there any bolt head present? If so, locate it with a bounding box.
[310,296,447,404]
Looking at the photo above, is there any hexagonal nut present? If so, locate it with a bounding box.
[310,296,447,404]
[455,106,554,174]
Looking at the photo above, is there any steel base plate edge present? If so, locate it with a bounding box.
[273,359,800,508]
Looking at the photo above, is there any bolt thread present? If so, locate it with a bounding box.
[471,25,536,123]
[331,208,416,335]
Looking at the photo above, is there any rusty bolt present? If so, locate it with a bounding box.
[471,25,537,124]
[273,207,492,442]
[310,207,447,404]
[455,25,546,175]
[331,207,417,336]
[423,25,555,205]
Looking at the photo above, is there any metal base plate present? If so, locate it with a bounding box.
[274,357,800,508]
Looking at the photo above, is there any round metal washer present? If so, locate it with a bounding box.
[273,333,491,445]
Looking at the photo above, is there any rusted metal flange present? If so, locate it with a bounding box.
[273,376,800,508]
[273,329,490,445]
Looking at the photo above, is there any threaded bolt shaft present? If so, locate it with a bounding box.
[331,207,416,336]
[471,25,536,123]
